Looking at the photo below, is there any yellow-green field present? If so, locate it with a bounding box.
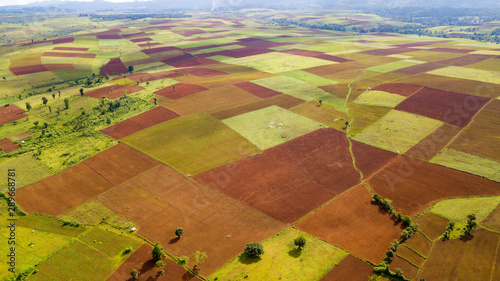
[226,52,333,73]
[353,90,406,108]
[429,196,500,222]
[428,66,500,84]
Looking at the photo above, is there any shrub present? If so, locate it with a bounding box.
[175,227,183,238]
[178,256,189,265]
[402,215,412,226]
[294,236,306,249]
[244,242,264,258]
[122,246,132,255]
[155,260,165,268]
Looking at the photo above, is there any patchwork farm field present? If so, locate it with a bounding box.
[1,8,500,281]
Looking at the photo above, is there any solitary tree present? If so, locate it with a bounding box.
[79,88,84,96]
[152,242,163,261]
[128,65,134,73]
[63,98,69,109]
[25,102,31,111]
[42,97,48,106]
[58,91,61,98]
[48,106,52,113]
[153,97,157,105]
[175,228,183,239]
[52,93,55,99]
[465,213,478,234]
[294,236,306,250]
[193,251,207,270]
[244,242,264,258]
[130,268,139,280]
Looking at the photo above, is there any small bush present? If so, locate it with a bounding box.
[294,236,306,249]
[178,256,189,265]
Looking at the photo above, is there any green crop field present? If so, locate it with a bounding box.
[209,228,348,281]
[428,66,500,84]
[222,105,323,150]
[353,90,407,108]
[365,59,425,73]
[226,52,334,73]
[0,155,53,191]
[279,70,337,86]
[429,196,500,222]
[58,198,134,227]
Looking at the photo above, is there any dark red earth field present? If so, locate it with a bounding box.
[390,256,419,280]
[100,58,129,75]
[0,104,28,124]
[84,84,144,99]
[361,47,414,56]
[100,106,180,139]
[154,83,208,99]
[320,255,374,281]
[296,185,405,263]
[367,156,500,217]
[395,87,490,127]
[52,47,89,51]
[436,54,493,66]
[266,128,396,195]
[99,165,285,277]
[43,64,75,71]
[482,204,500,232]
[106,244,192,281]
[42,52,96,58]
[234,81,281,98]
[194,153,334,224]
[414,213,449,240]
[428,47,473,53]
[0,138,20,153]
[10,64,48,75]
[168,57,218,67]
[405,123,461,161]
[404,232,433,257]
[371,83,422,96]
[390,62,446,76]
[304,63,361,77]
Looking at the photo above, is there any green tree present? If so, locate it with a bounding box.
[25,102,31,111]
[79,88,84,96]
[244,242,264,258]
[193,251,207,270]
[465,213,477,234]
[128,65,134,73]
[64,98,70,109]
[155,260,165,268]
[175,227,183,239]
[42,97,48,106]
[130,268,139,280]
[152,242,163,261]
[294,236,306,249]
[52,93,56,99]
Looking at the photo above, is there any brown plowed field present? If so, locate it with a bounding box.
[281,49,324,57]
[404,232,432,257]
[372,83,422,96]
[234,81,281,98]
[100,58,129,75]
[390,62,446,76]
[395,87,490,127]
[194,153,334,224]
[390,257,419,280]
[313,54,352,63]
[43,64,75,71]
[448,99,500,161]
[100,107,180,139]
[436,54,493,66]
[367,156,500,217]
[417,229,500,280]
[393,74,500,98]
[296,185,405,263]
[239,40,293,48]
[217,47,273,58]
[414,213,449,241]
[84,85,144,99]
[164,85,261,115]
[428,47,473,53]
[42,52,96,58]
[0,104,28,124]
[405,123,461,161]
[154,83,208,99]
[320,255,374,281]
[210,94,305,120]
[17,162,114,215]
[100,165,285,277]
[290,101,348,130]
[168,57,218,67]
[122,32,155,39]
[10,64,49,75]
[160,53,194,64]
[0,138,20,153]
[141,46,180,55]
[395,40,452,48]
[96,35,121,39]
[130,37,153,43]
[482,204,500,232]
[53,47,89,51]
[395,245,426,267]
[266,128,396,195]
[303,63,360,77]
[106,244,191,281]
[361,47,414,56]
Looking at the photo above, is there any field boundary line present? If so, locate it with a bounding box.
[401,244,427,259]
[132,177,173,207]
[394,253,421,269]
[490,237,500,281]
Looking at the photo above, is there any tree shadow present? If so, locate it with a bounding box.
[288,248,302,258]
[169,237,180,244]
[182,271,196,281]
[238,253,261,265]
[138,259,156,274]
[460,233,474,242]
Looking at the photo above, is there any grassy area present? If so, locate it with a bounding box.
[365,59,425,73]
[209,228,348,281]
[429,196,500,222]
[16,214,87,237]
[0,154,53,191]
[428,66,500,85]
[353,110,443,153]
[353,90,407,108]
[279,70,337,86]
[431,148,500,182]
[58,198,134,228]
[222,105,323,150]
[226,52,333,73]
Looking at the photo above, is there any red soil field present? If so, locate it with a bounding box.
[414,213,449,241]
[372,83,422,96]
[10,64,49,75]
[320,255,374,281]
[84,85,144,99]
[130,37,153,42]
[17,163,114,215]
[0,104,28,124]
[395,87,490,127]
[390,62,446,75]
[395,245,426,267]
[42,52,96,58]
[216,46,273,58]
[53,47,89,51]
[405,123,461,161]
[172,29,206,36]
[361,47,414,56]
[390,257,419,280]
[448,99,500,161]
[100,107,180,139]
[52,37,74,44]
[366,156,500,217]
[481,204,500,232]
[194,153,334,224]
[394,40,452,48]
[394,73,500,98]
[368,32,401,37]
[106,244,191,281]
[121,32,156,39]
[8,132,30,142]
[137,42,161,48]
[266,128,396,195]
[159,53,194,64]
[99,165,284,277]
[428,47,473,53]
[313,54,352,63]
[296,185,405,263]
[239,40,293,48]
[100,58,129,75]
[96,35,122,39]
[209,94,305,120]
[436,54,493,66]
[154,83,208,99]
[0,138,20,153]
[417,229,500,280]
[404,232,432,257]
[234,81,281,98]
[304,63,361,77]
[43,64,75,71]
[122,57,158,66]
[179,67,228,77]
[167,57,218,67]
[281,49,324,57]
[141,46,180,55]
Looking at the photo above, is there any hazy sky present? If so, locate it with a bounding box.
[0,0,148,6]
